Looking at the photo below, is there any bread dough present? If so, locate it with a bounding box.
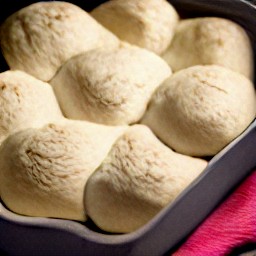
[163,17,254,80]
[91,0,179,54]
[51,43,171,125]
[85,125,207,233]
[0,120,127,221]
[0,1,119,81]
[0,70,62,144]
[142,65,256,156]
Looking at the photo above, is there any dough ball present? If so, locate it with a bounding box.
[142,65,256,156]
[0,120,127,221]
[91,0,179,54]
[0,70,62,144]
[51,43,171,125]
[0,1,119,81]
[162,17,254,80]
[85,125,207,233]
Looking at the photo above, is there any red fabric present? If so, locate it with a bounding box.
[173,171,256,256]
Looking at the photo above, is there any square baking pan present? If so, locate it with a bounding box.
[0,0,256,255]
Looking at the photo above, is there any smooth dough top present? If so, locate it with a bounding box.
[162,17,254,80]
[142,65,256,156]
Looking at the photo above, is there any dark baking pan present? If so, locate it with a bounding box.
[0,0,256,255]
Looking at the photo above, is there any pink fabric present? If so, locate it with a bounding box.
[173,170,256,256]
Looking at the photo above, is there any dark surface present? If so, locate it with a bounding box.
[0,1,256,256]
[230,244,256,256]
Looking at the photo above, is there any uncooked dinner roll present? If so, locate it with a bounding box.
[0,1,119,81]
[85,125,207,233]
[0,120,127,221]
[162,17,254,79]
[0,70,62,144]
[51,43,171,125]
[142,65,256,157]
[91,0,179,55]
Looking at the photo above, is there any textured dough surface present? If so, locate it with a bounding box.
[0,1,119,81]
[142,65,256,156]
[91,0,179,54]
[85,125,207,233]
[162,17,254,79]
[51,43,171,125]
[0,120,127,221]
[0,70,62,144]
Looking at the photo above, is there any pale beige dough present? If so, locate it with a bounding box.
[0,70,62,144]
[50,43,171,126]
[0,1,119,81]
[91,0,179,54]
[85,125,207,233]
[0,120,127,221]
[162,17,254,80]
[142,65,256,156]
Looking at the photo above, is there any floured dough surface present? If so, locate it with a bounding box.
[51,43,171,125]
[0,70,62,144]
[142,65,256,156]
[0,1,119,81]
[85,125,207,233]
[163,17,254,79]
[91,0,179,54]
[0,120,126,221]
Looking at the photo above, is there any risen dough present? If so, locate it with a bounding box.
[85,125,207,233]
[91,0,179,54]
[0,120,126,221]
[162,17,254,80]
[0,70,62,144]
[142,65,256,156]
[51,43,171,125]
[0,1,119,81]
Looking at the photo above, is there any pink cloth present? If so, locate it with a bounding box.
[173,170,256,256]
